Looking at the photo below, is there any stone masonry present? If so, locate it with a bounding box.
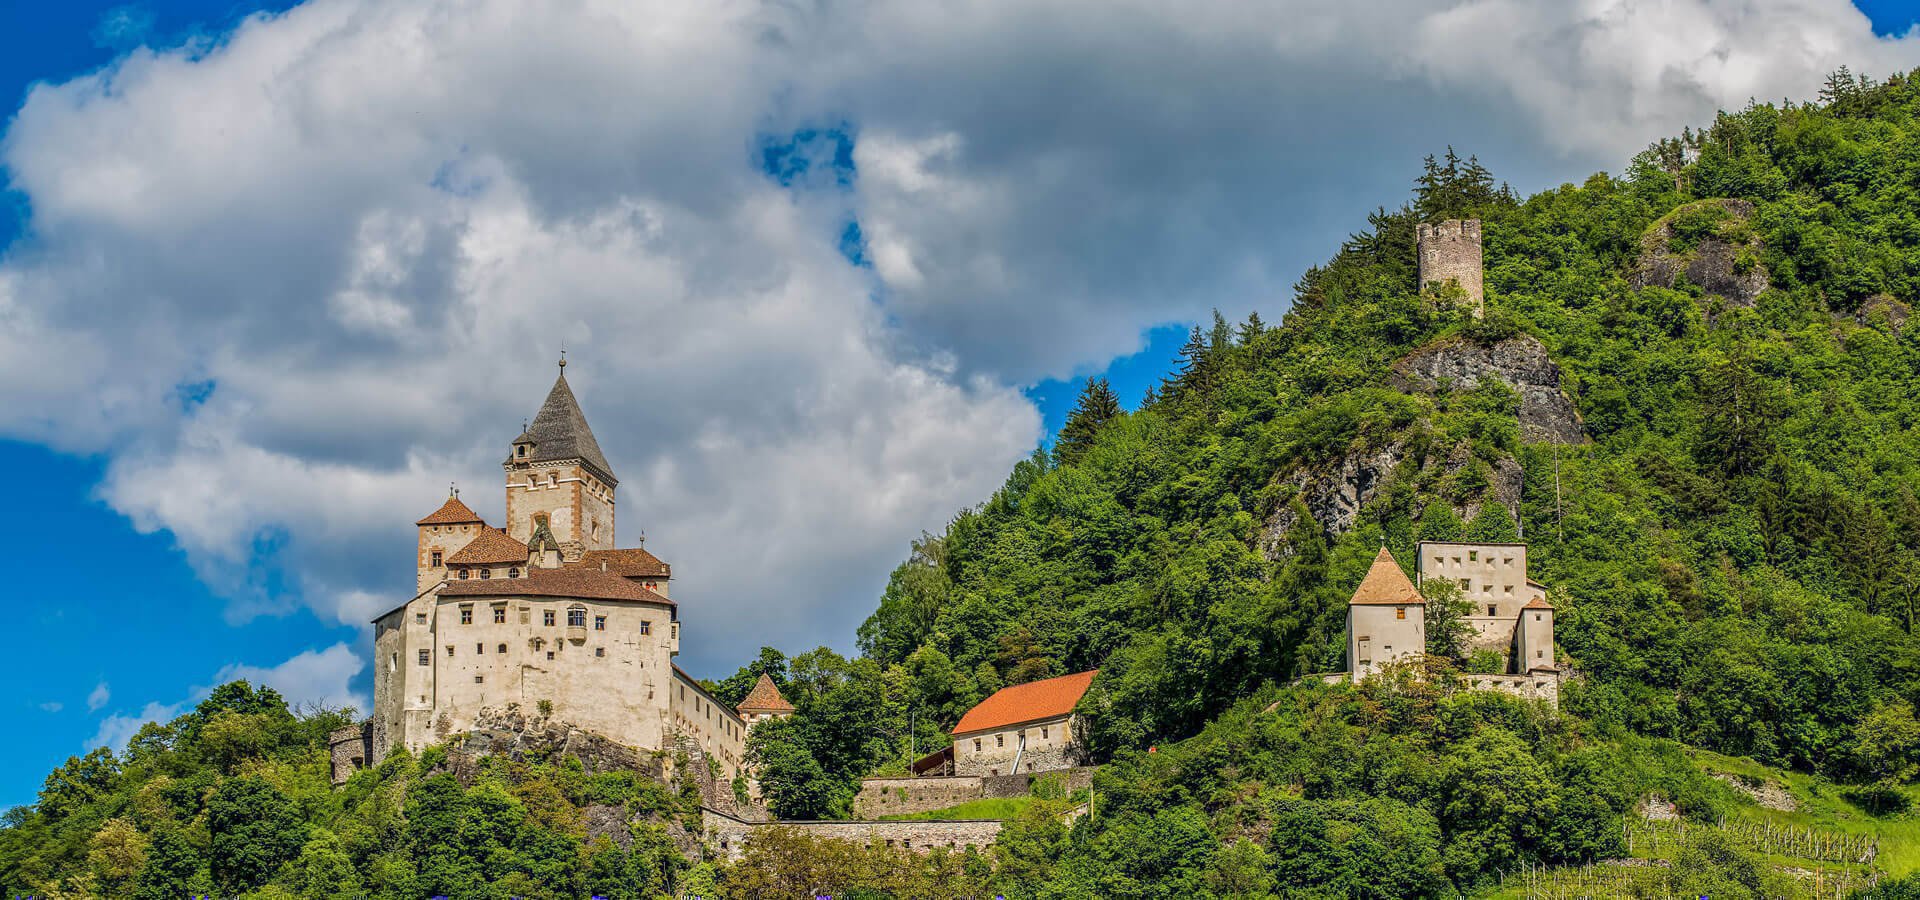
[852,767,1096,818]
[1417,219,1485,316]
[702,808,1003,862]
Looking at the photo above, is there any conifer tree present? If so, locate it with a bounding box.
[1054,377,1122,466]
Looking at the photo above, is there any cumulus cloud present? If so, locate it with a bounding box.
[87,643,365,751]
[0,0,1914,682]
[86,683,109,713]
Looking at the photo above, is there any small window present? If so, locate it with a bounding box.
[415,612,427,625]
[508,567,520,579]
[594,615,607,631]
[596,647,606,658]
[446,645,455,657]
[430,550,443,567]
[1537,649,1545,658]
[1504,585,1514,594]
[640,620,652,636]
[1535,612,1543,622]
[973,739,981,752]
[568,607,586,627]
[493,606,507,624]
[458,568,470,580]
[1488,604,1497,616]
[1041,726,1049,739]
[544,610,556,626]
[996,735,1005,748]
[1395,607,1406,620]
[460,606,473,625]
[480,568,491,580]
[1504,557,1514,566]
[497,643,507,654]
[1482,584,1492,594]
[546,651,555,660]
[474,675,484,684]
[1469,550,1478,561]
[418,649,430,666]
[476,643,484,654]
[1458,578,1469,589]
[517,445,527,457]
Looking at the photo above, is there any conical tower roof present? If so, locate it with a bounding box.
[737,673,796,714]
[513,366,616,485]
[1349,548,1424,605]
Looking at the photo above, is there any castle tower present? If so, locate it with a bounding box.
[414,489,485,593]
[504,358,618,560]
[1347,548,1427,681]
[736,674,796,731]
[1514,594,1556,674]
[1416,219,1484,317]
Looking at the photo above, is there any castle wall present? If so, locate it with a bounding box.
[412,593,676,756]
[669,667,750,783]
[417,522,483,594]
[328,722,373,785]
[1417,542,1537,620]
[1515,607,1555,672]
[952,713,1080,777]
[504,461,615,555]
[852,767,1096,818]
[1467,670,1560,704]
[1348,603,1425,680]
[702,809,1002,862]
[1417,219,1485,312]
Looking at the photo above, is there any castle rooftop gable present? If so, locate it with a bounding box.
[439,566,673,604]
[1349,548,1424,606]
[417,495,485,526]
[447,527,530,565]
[572,547,671,578]
[512,368,616,485]
[737,673,796,714]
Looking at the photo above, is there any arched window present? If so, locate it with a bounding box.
[508,567,520,579]
[547,473,558,486]
[567,606,587,627]
[480,568,492,580]
[458,568,470,580]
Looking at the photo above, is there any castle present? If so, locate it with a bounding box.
[1417,218,1484,316]
[330,361,791,784]
[1344,541,1560,702]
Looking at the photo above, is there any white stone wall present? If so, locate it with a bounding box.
[952,714,1079,777]
[1417,541,1536,619]
[1348,603,1426,680]
[669,669,749,782]
[703,810,1003,862]
[417,522,484,594]
[1515,607,1555,672]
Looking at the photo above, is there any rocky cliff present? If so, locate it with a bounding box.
[1630,198,1770,307]
[1389,333,1586,445]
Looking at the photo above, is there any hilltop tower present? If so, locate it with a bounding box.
[1346,548,1427,680]
[415,488,485,594]
[504,358,618,561]
[1416,219,1484,317]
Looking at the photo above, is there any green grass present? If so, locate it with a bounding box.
[1690,748,1920,877]
[875,797,1038,822]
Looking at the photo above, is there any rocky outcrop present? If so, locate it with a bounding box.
[1390,334,1587,445]
[446,707,665,780]
[1858,294,1910,333]
[1258,439,1522,559]
[1630,198,1769,307]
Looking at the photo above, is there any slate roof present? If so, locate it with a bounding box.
[417,496,485,526]
[447,528,530,565]
[737,674,795,714]
[1349,548,1426,606]
[952,670,1098,736]
[512,371,617,485]
[439,567,674,604]
[572,548,672,578]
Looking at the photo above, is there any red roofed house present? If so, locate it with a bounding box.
[950,670,1097,776]
[333,359,750,785]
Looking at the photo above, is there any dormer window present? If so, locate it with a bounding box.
[516,444,528,458]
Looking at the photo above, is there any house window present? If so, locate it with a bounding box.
[594,616,607,631]
[1041,727,1049,740]
[480,568,491,580]
[446,646,455,657]
[476,643,484,654]
[1537,649,1545,658]
[1534,613,1543,622]
[508,567,520,579]
[493,606,507,624]
[517,445,527,457]
[546,651,555,660]
[459,568,470,580]
[418,650,430,666]
[1488,604,1497,616]
[1395,607,1406,620]
[415,612,427,625]
[640,621,652,636]
[1458,578,1469,590]
[497,643,507,654]
[460,606,473,625]
[596,647,606,658]
[1469,550,1478,561]
[544,611,556,626]
[474,675,484,683]
[430,550,443,567]
[996,735,1005,748]
[973,739,982,752]
[568,607,587,627]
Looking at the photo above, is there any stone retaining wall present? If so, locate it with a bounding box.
[852,766,1097,818]
[702,809,1001,862]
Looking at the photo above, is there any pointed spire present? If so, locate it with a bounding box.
[1349,548,1425,606]
[512,362,617,486]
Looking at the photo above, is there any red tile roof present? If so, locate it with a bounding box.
[737,674,795,714]
[1349,548,1425,606]
[417,496,485,526]
[1523,595,1555,610]
[439,567,673,604]
[447,528,529,565]
[572,547,671,578]
[952,670,1097,736]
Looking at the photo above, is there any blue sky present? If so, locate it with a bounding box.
[0,0,1913,809]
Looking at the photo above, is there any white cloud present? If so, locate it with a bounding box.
[0,0,1914,685]
[86,643,365,752]
[86,683,109,713]
[39,702,63,714]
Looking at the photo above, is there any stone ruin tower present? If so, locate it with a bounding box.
[1417,219,1484,317]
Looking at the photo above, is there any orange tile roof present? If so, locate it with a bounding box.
[952,670,1097,736]
[1523,595,1554,610]
[417,496,485,526]
[447,528,530,565]
[1349,548,1425,605]
[439,567,674,604]
[572,547,671,578]
[737,673,795,713]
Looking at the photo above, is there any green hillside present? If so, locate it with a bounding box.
[11,67,1920,899]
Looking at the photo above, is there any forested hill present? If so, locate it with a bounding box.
[847,66,1920,777]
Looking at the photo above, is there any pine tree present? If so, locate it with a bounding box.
[1054,377,1123,466]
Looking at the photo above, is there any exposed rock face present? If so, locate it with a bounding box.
[1858,294,1911,333]
[1258,440,1522,559]
[1390,334,1587,445]
[448,707,664,780]
[1631,198,1769,307]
